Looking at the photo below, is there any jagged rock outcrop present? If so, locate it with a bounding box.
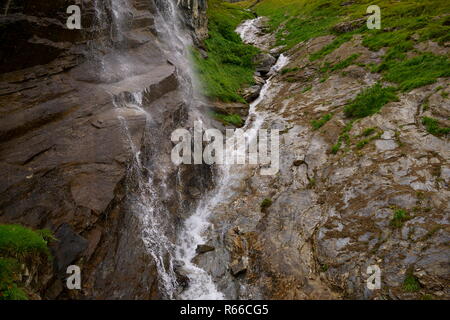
[0,0,209,299]
[176,0,208,42]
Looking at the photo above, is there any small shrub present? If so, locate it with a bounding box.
[281,67,300,74]
[302,85,312,93]
[311,113,332,130]
[344,84,398,118]
[403,271,421,292]
[211,112,244,127]
[390,209,412,228]
[356,139,369,149]
[0,258,27,300]
[331,141,342,154]
[361,127,376,136]
[320,264,329,272]
[422,117,450,136]
[260,198,273,211]
[0,224,51,257]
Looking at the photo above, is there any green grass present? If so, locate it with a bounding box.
[0,224,51,257]
[422,117,450,136]
[260,198,273,211]
[245,0,450,95]
[344,84,398,118]
[390,209,412,229]
[361,127,376,137]
[330,54,361,72]
[403,270,421,292]
[331,141,342,154]
[211,111,244,127]
[0,258,28,300]
[311,113,332,130]
[281,67,300,74]
[193,0,259,102]
[0,224,55,300]
[383,54,450,92]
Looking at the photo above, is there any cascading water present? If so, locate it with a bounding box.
[89,0,196,299]
[92,0,287,300]
[174,17,289,300]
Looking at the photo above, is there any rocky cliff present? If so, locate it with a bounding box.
[0,0,208,299]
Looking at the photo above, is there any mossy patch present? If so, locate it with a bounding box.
[0,224,55,300]
[311,113,332,130]
[344,84,398,118]
[422,117,450,137]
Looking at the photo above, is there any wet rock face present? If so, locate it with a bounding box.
[197,29,450,299]
[176,0,208,43]
[0,0,209,299]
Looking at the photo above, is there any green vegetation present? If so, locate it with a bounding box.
[0,224,51,257]
[329,54,361,72]
[245,0,450,96]
[356,130,382,149]
[330,121,353,154]
[390,209,412,228]
[311,113,332,130]
[260,198,273,211]
[421,117,450,137]
[403,270,421,292]
[199,0,450,104]
[383,54,450,92]
[302,85,312,93]
[0,258,28,300]
[361,127,376,137]
[0,224,55,300]
[320,264,329,272]
[193,0,259,102]
[310,34,354,61]
[331,141,342,154]
[211,111,244,127]
[281,67,300,74]
[344,84,398,118]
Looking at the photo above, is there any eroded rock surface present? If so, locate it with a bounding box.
[0,0,209,299]
[195,27,449,300]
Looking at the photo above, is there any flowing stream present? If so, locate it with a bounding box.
[96,1,288,300]
[174,17,289,300]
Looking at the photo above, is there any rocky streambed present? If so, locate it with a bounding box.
[189,16,450,300]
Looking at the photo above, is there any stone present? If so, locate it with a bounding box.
[242,85,262,102]
[253,53,276,74]
[196,244,215,254]
[52,224,88,275]
[229,257,248,276]
[332,18,365,33]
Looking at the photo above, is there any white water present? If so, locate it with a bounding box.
[175,18,289,300]
[235,17,264,45]
[93,0,193,299]
[98,2,289,300]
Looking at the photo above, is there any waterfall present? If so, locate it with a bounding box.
[174,18,289,300]
[90,0,286,300]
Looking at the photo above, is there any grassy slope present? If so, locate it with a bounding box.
[250,0,449,137]
[252,0,450,50]
[193,0,259,102]
[198,1,449,132]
